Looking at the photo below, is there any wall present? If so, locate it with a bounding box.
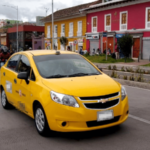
[45,16,87,50]
[87,2,150,32]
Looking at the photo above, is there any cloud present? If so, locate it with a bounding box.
[0,0,96,22]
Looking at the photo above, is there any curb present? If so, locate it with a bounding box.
[113,78,150,90]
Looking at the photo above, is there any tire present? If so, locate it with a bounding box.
[1,88,12,109]
[34,104,52,137]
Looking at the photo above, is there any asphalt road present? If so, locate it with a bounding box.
[0,85,150,150]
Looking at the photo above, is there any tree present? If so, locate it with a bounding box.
[59,36,68,50]
[118,33,134,62]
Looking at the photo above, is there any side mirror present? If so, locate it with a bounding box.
[17,72,29,84]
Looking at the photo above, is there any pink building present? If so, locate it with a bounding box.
[81,0,150,59]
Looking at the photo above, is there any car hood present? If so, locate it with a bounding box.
[42,74,121,97]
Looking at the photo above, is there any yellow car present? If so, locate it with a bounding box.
[0,50,129,136]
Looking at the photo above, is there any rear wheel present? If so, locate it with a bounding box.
[1,88,12,109]
[34,104,52,137]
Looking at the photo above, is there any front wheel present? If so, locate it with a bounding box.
[34,104,52,137]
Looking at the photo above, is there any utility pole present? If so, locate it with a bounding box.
[52,0,54,50]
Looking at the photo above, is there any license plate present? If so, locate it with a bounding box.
[97,110,114,122]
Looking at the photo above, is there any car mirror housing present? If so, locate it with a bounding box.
[17,72,29,84]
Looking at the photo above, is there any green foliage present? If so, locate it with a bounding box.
[123,75,128,80]
[59,36,68,48]
[129,74,135,81]
[112,65,117,70]
[121,66,125,71]
[117,33,134,62]
[136,74,144,82]
[111,71,117,78]
[108,65,111,70]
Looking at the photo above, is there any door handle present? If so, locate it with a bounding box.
[3,72,5,76]
[14,79,17,84]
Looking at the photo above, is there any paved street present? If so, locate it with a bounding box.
[0,86,150,150]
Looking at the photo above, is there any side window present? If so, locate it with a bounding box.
[17,55,31,74]
[7,55,20,71]
[30,69,36,81]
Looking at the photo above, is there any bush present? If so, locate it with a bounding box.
[129,74,135,81]
[111,71,117,78]
[137,74,144,82]
[111,53,116,59]
[108,65,111,70]
[121,66,125,71]
[113,65,117,70]
[123,75,128,80]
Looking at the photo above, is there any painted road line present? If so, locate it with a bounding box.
[129,114,150,125]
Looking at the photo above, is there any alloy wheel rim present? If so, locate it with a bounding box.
[35,108,45,132]
[1,90,6,107]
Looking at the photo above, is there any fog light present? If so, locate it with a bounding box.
[62,122,67,127]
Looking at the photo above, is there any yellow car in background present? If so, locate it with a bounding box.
[0,50,129,136]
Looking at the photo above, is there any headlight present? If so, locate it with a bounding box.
[50,91,79,108]
[121,86,127,100]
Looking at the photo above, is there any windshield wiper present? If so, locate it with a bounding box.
[46,74,68,78]
[69,72,100,77]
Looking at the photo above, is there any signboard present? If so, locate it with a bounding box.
[86,34,99,40]
[78,38,83,43]
[103,32,107,37]
[74,40,78,45]
[116,34,124,38]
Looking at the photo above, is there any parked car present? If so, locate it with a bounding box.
[0,50,129,136]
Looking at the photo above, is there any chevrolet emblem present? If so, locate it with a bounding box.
[98,99,109,103]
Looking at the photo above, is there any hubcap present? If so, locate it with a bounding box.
[1,90,6,107]
[35,108,45,132]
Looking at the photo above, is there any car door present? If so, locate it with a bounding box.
[15,54,32,115]
[1,54,21,107]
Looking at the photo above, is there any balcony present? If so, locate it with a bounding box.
[105,26,111,32]
[69,32,73,37]
[92,27,97,33]
[146,22,150,29]
[120,24,127,31]
[54,33,57,38]
[61,32,65,37]
[77,31,82,36]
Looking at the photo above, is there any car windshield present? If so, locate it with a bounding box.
[33,54,101,78]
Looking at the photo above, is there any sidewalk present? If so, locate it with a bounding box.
[94,59,150,70]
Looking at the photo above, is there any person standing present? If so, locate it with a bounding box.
[0,47,10,67]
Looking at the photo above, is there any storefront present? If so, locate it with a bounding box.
[86,34,100,55]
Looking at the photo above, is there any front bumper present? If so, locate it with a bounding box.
[45,96,129,132]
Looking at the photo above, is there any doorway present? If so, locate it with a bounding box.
[133,38,140,58]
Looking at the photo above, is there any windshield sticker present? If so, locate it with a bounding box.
[6,81,12,93]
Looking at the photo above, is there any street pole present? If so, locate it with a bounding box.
[3,5,18,52]
[52,0,54,50]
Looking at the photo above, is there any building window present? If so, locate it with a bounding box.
[47,26,50,38]
[69,22,73,37]
[120,11,127,31]
[146,7,150,29]
[92,17,97,33]
[61,24,65,37]
[54,25,57,38]
[105,14,111,31]
[77,21,82,36]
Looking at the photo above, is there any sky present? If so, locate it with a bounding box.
[0,0,96,22]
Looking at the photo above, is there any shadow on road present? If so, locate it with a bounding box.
[49,125,125,141]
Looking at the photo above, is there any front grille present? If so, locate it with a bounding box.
[84,99,119,109]
[79,92,119,100]
[86,116,120,127]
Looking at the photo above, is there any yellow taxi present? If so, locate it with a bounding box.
[0,50,129,136]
